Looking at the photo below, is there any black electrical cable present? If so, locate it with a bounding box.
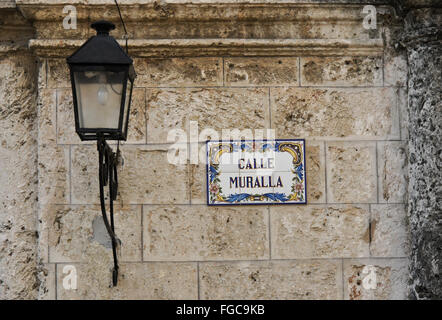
[114,0,129,53]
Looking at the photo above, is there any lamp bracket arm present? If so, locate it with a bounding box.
[97,136,120,286]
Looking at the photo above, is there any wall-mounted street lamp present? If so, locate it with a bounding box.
[66,20,136,286]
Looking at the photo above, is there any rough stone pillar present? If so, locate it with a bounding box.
[0,2,39,299]
[401,1,442,299]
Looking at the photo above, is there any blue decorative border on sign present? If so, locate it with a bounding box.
[206,139,307,206]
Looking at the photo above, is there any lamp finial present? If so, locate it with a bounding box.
[91,20,116,36]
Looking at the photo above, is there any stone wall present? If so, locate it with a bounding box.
[1,1,414,300]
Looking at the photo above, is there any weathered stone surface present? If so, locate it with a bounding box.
[344,258,408,300]
[271,205,369,259]
[271,88,399,140]
[47,59,70,89]
[118,145,189,204]
[57,262,197,300]
[0,229,38,299]
[37,263,56,300]
[70,145,98,204]
[370,204,409,257]
[398,88,409,140]
[57,88,146,144]
[71,145,189,204]
[384,54,408,87]
[39,145,70,204]
[31,38,384,59]
[0,53,38,300]
[383,27,408,87]
[35,21,92,41]
[143,205,269,261]
[326,142,377,203]
[403,6,442,299]
[224,57,298,86]
[35,85,54,264]
[147,88,270,143]
[125,88,147,144]
[56,89,82,145]
[300,56,382,86]
[38,84,70,203]
[305,141,326,203]
[200,260,342,300]
[190,160,206,205]
[38,88,56,144]
[135,57,222,87]
[19,3,380,42]
[47,205,141,263]
[377,141,407,203]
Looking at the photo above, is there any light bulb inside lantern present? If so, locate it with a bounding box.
[97,85,109,105]
[97,73,109,105]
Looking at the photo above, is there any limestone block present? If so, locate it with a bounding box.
[344,258,408,300]
[377,141,407,203]
[190,163,206,205]
[370,204,409,257]
[38,89,56,145]
[70,145,98,204]
[47,205,141,263]
[71,145,189,205]
[398,87,409,140]
[118,145,189,204]
[125,88,147,144]
[189,141,220,205]
[305,141,326,203]
[56,89,82,145]
[37,203,55,264]
[384,54,408,87]
[56,262,197,300]
[224,57,299,86]
[37,58,47,91]
[147,88,270,144]
[143,205,269,261]
[38,145,70,204]
[300,57,382,86]
[135,57,222,87]
[57,88,146,144]
[47,59,70,89]
[383,27,408,87]
[271,205,369,259]
[200,260,342,299]
[271,87,399,140]
[326,142,377,203]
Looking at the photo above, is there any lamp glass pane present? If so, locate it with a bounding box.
[74,70,125,129]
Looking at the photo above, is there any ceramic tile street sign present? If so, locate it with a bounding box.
[206,139,306,205]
